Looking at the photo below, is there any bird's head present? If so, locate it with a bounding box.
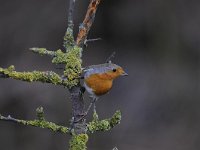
[84,62,128,80]
[103,63,128,80]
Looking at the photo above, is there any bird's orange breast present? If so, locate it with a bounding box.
[84,73,113,96]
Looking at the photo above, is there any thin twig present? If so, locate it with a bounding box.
[30,48,56,57]
[87,110,122,133]
[85,97,97,115]
[0,115,19,122]
[106,51,116,63]
[85,38,102,43]
[0,114,69,134]
[63,0,76,50]
[68,0,76,29]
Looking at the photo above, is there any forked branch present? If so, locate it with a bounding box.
[68,0,75,29]
[0,107,69,134]
[87,110,121,133]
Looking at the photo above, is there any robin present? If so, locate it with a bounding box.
[83,61,128,113]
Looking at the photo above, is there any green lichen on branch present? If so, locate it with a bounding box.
[63,27,75,50]
[87,110,121,133]
[69,133,88,150]
[30,48,55,57]
[21,120,69,133]
[63,46,82,88]
[0,66,66,86]
[0,114,69,134]
[29,46,82,88]
[50,46,83,88]
[51,49,67,64]
[51,47,82,88]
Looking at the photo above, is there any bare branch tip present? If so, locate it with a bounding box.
[36,106,45,121]
[106,51,116,63]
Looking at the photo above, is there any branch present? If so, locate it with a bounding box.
[0,65,69,86]
[30,48,68,64]
[69,133,88,150]
[85,37,101,43]
[68,0,75,29]
[0,107,69,134]
[76,0,101,47]
[87,110,121,133]
[63,0,76,51]
[30,48,56,57]
[30,46,82,88]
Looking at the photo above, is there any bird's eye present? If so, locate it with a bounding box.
[112,68,117,72]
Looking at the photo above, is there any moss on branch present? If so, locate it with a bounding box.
[30,48,56,57]
[63,27,75,50]
[21,119,68,133]
[0,112,69,134]
[29,46,82,88]
[87,110,121,133]
[63,46,82,88]
[69,133,88,150]
[0,66,67,86]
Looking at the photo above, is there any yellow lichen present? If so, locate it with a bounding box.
[19,119,69,133]
[0,66,65,86]
[69,134,88,150]
[87,110,121,133]
[63,27,75,50]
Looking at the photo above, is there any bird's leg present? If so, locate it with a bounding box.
[69,117,75,133]
[85,97,96,115]
[93,98,97,113]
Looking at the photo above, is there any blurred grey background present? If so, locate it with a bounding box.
[0,0,199,150]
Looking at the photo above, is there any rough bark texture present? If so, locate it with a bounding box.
[69,85,86,134]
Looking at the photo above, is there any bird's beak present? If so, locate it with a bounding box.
[121,71,128,76]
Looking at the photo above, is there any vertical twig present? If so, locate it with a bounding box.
[63,0,76,50]
[68,0,75,29]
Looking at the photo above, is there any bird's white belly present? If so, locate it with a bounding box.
[83,82,98,99]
